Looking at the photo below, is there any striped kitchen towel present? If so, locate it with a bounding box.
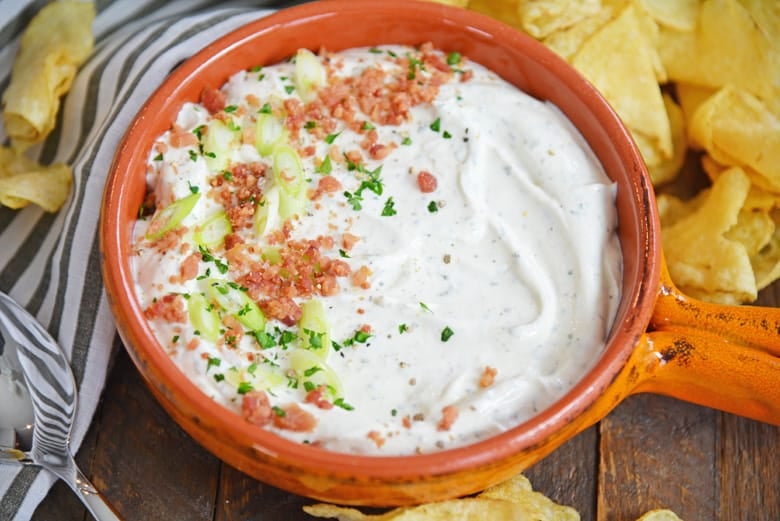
[0,1,298,518]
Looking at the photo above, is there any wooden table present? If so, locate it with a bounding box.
[34,293,779,520]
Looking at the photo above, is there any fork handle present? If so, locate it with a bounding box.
[53,462,122,521]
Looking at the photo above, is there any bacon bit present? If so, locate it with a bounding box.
[149,226,187,253]
[259,296,302,326]
[273,403,318,432]
[242,390,273,427]
[143,294,186,322]
[305,385,334,410]
[169,123,198,148]
[178,252,201,282]
[186,338,199,351]
[402,415,412,429]
[221,315,243,348]
[357,308,365,315]
[341,232,360,250]
[417,170,438,193]
[367,430,385,448]
[312,175,342,200]
[351,265,372,289]
[154,141,168,154]
[245,93,260,107]
[368,143,393,160]
[479,366,498,388]
[437,405,459,432]
[226,201,255,230]
[327,259,351,277]
[359,324,372,334]
[317,235,335,249]
[344,149,362,165]
[318,275,340,296]
[224,233,245,251]
[201,87,226,114]
[241,125,254,145]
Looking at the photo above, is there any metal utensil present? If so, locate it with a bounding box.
[0,291,120,520]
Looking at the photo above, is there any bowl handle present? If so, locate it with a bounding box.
[627,264,780,425]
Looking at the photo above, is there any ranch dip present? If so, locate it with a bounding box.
[132,44,622,455]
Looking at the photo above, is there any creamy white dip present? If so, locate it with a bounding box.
[132,44,622,455]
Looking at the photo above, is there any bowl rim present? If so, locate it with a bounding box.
[100,0,660,479]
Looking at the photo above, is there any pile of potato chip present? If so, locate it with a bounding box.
[303,474,683,520]
[436,0,780,305]
[0,1,95,212]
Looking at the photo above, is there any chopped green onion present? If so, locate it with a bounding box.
[187,293,221,342]
[294,48,326,102]
[254,113,287,156]
[145,192,200,241]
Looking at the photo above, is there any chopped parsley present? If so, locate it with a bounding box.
[303,366,323,377]
[206,357,221,371]
[284,85,295,94]
[303,329,325,350]
[192,125,205,140]
[427,201,439,213]
[272,405,286,417]
[198,245,229,274]
[188,182,199,194]
[325,131,342,144]
[381,197,397,216]
[303,381,317,392]
[442,130,452,139]
[258,102,273,114]
[343,191,363,211]
[213,373,225,382]
[342,329,371,347]
[361,121,375,131]
[153,153,163,161]
[441,326,454,342]
[429,117,441,132]
[333,398,354,411]
[223,105,238,113]
[398,323,409,334]
[401,136,412,146]
[172,335,180,343]
[369,47,383,54]
[315,155,333,174]
[446,51,461,66]
[420,302,432,313]
[253,330,277,349]
[222,170,233,181]
[304,120,317,129]
[338,248,350,258]
[188,149,198,162]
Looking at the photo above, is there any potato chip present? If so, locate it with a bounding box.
[541,7,614,60]
[466,0,523,28]
[304,474,580,520]
[635,509,685,521]
[675,83,717,143]
[427,0,470,7]
[688,85,780,191]
[636,0,698,31]
[662,167,757,304]
[656,0,779,114]
[571,5,672,162]
[518,0,602,39]
[647,94,686,185]
[0,147,72,212]
[752,210,780,290]
[1,1,95,150]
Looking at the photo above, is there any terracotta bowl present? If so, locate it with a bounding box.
[100,0,780,506]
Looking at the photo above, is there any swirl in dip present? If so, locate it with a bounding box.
[132,44,622,455]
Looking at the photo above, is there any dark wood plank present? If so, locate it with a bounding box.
[719,414,780,521]
[525,424,599,519]
[216,464,313,521]
[598,395,719,521]
[83,349,221,520]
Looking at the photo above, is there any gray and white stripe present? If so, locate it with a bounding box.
[0,1,296,518]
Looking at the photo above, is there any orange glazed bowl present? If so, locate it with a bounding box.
[100,0,780,506]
